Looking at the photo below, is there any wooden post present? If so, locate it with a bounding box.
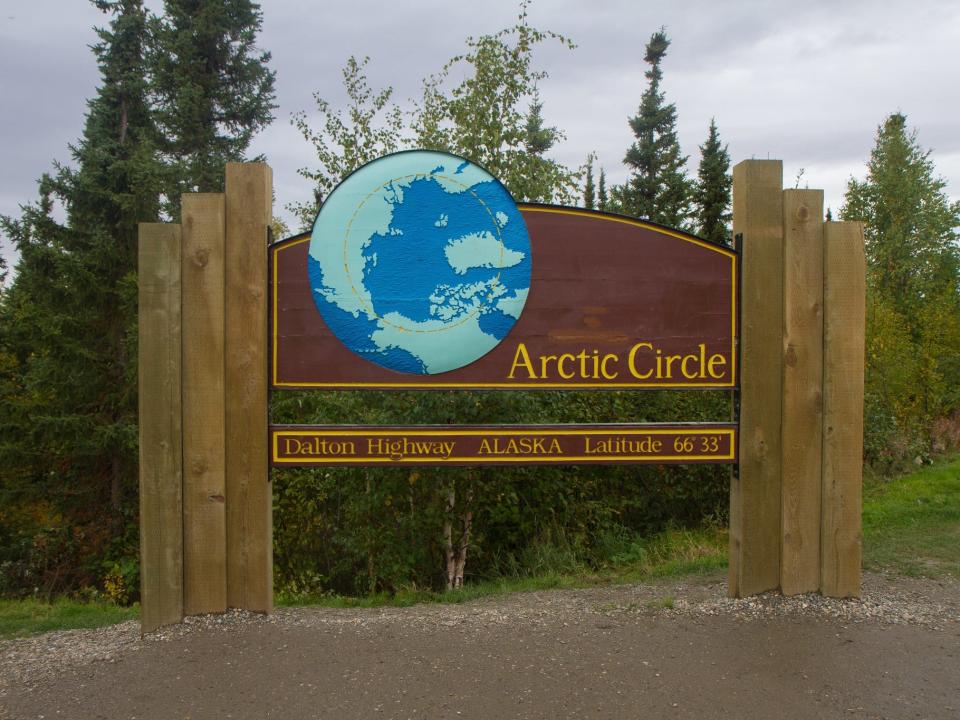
[138,224,184,633]
[821,221,866,597]
[780,190,825,595]
[730,160,784,597]
[181,194,228,615]
[224,163,273,612]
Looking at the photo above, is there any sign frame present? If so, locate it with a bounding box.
[269,422,738,467]
[269,203,740,392]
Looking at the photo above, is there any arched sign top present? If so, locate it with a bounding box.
[271,198,737,390]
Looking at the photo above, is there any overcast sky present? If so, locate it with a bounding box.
[1,0,958,268]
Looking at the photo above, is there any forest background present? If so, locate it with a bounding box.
[0,0,958,603]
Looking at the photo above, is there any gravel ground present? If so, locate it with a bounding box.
[1,571,958,719]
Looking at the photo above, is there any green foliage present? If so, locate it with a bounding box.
[843,114,960,466]
[411,4,579,204]
[0,0,160,598]
[583,155,596,209]
[862,453,960,578]
[616,29,694,228]
[843,114,959,318]
[275,524,727,608]
[0,597,138,639]
[289,56,404,229]
[272,388,731,596]
[151,0,276,208]
[694,119,732,244]
[0,0,274,600]
[597,167,608,211]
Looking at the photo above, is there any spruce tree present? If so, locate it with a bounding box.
[152,0,276,206]
[583,155,596,210]
[598,167,608,211]
[0,0,161,595]
[694,118,732,243]
[842,113,960,456]
[843,113,960,315]
[620,29,692,227]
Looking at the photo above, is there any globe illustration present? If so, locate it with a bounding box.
[308,150,531,375]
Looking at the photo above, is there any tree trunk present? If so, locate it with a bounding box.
[444,481,474,591]
[444,484,456,591]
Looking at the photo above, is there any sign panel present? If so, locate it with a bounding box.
[271,151,736,390]
[270,424,737,467]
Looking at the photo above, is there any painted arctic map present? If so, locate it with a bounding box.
[308,151,531,374]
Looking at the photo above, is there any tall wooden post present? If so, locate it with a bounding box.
[181,194,228,616]
[730,160,784,597]
[138,224,184,633]
[224,163,273,612]
[821,221,866,597]
[780,189,824,595]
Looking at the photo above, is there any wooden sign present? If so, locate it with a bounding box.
[270,424,737,466]
[271,152,737,390]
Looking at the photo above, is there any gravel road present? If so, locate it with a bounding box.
[1,571,958,719]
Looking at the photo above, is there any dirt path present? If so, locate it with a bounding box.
[2,572,958,720]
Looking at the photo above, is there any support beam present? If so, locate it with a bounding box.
[821,221,866,597]
[780,190,824,595]
[224,163,274,612]
[138,223,184,633]
[181,194,228,615]
[730,160,784,597]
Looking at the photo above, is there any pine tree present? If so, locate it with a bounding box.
[842,113,960,458]
[598,167,608,211]
[694,118,732,244]
[0,0,161,595]
[524,97,557,156]
[843,113,960,316]
[620,29,692,227]
[583,155,596,210]
[152,0,276,207]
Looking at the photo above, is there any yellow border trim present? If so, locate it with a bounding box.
[517,205,737,257]
[271,207,738,389]
[271,427,736,464]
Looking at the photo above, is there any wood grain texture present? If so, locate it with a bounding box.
[730,160,784,598]
[780,190,824,595]
[224,163,273,613]
[138,223,184,634]
[821,221,865,598]
[181,194,227,615]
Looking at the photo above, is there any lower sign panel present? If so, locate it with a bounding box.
[270,424,737,467]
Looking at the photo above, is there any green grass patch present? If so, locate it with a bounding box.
[863,453,960,578]
[0,598,139,639]
[277,526,728,609]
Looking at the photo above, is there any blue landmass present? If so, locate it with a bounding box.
[362,176,530,327]
[308,152,531,375]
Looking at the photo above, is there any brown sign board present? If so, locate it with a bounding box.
[271,205,737,390]
[270,424,737,467]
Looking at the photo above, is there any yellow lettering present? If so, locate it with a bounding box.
[627,342,654,379]
[601,353,619,379]
[539,354,558,378]
[707,354,727,379]
[508,343,537,379]
[557,353,576,379]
